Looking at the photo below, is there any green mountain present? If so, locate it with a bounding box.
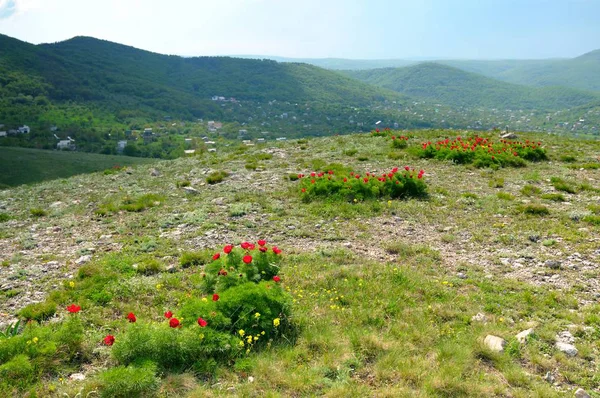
[235,55,417,70]
[345,63,600,110]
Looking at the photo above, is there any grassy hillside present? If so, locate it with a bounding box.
[0,131,599,396]
[0,147,157,187]
[345,63,600,110]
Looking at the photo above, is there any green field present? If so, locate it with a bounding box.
[0,147,157,187]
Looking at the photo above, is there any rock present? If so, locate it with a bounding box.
[516,328,534,344]
[69,373,86,381]
[166,265,177,274]
[545,260,561,270]
[528,235,540,242]
[484,335,506,352]
[555,342,578,357]
[150,168,161,177]
[501,132,518,139]
[471,313,487,323]
[75,255,92,265]
[457,272,467,279]
[49,201,63,208]
[543,371,555,383]
[182,186,200,195]
[212,197,225,205]
[556,331,575,344]
[575,388,591,398]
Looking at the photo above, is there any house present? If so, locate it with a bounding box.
[18,125,30,134]
[57,140,76,150]
[276,137,287,141]
[257,138,265,144]
[7,130,18,136]
[116,140,127,154]
[184,149,196,155]
[0,131,6,137]
[143,128,154,142]
[208,148,217,153]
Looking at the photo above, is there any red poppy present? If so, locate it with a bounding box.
[164,311,173,319]
[103,335,115,346]
[66,304,81,314]
[273,275,281,282]
[310,172,316,177]
[127,312,136,323]
[212,253,220,261]
[311,179,315,184]
[212,293,219,301]
[247,243,256,250]
[259,246,268,252]
[218,269,227,276]
[243,255,253,264]
[197,317,208,327]
[258,239,267,246]
[223,244,233,254]
[301,188,306,193]
[363,178,369,183]
[272,246,282,255]
[169,318,180,328]
[343,178,347,182]
[404,166,410,171]
[241,242,251,250]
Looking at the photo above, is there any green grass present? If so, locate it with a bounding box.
[0,147,156,187]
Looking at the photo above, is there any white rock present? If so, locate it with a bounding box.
[471,312,488,323]
[75,255,92,265]
[484,335,506,352]
[575,388,591,398]
[555,342,578,357]
[69,373,86,381]
[556,330,575,344]
[183,186,200,195]
[516,328,534,344]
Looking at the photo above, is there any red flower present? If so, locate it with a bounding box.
[259,246,268,252]
[197,317,208,327]
[212,253,220,261]
[310,172,316,177]
[218,269,228,276]
[363,177,369,183]
[404,166,410,171]
[311,179,315,184]
[343,178,347,183]
[301,188,306,193]
[272,246,282,255]
[241,242,251,250]
[169,318,180,328]
[258,239,267,246]
[223,244,233,254]
[164,311,173,319]
[273,275,281,282]
[66,304,81,314]
[127,312,136,323]
[212,293,219,301]
[103,335,115,346]
[247,243,256,250]
[243,255,253,264]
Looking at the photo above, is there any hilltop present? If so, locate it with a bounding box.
[345,63,600,110]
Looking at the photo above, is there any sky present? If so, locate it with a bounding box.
[0,0,599,60]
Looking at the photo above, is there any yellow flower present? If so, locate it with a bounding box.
[156,284,163,290]
[387,200,392,207]
[254,336,258,341]
[68,281,75,288]
[247,336,252,343]
[273,318,280,327]
[261,331,265,335]
[199,333,205,340]
[353,198,358,203]
[239,329,245,337]
[254,312,261,318]
[32,337,39,344]
[239,341,245,347]
[201,297,208,302]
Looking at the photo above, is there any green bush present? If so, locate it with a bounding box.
[550,177,577,194]
[518,204,550,216]
[180,251,211,268]
[497,192,514,201]
[206,171,229,185]
[541,193,565,202]
[120,194,164,212]
[0,212,10,222]
[135,258,164,276]
[29,208,47,217]
[97,364,160,398]
[0,354,34,389]
[176,180,191,188]
[18,301,57,322]
[520,185,541,196]
[391,138,408,149]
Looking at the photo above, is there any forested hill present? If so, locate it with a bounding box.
[345,63,600,110]
[0,34,404,115]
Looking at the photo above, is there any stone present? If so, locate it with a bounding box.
[75,255,92,265]
[150,168,161,176]
[555,342,578,357]
[501,132,518,139]
[471,312,487,322]
[545,260,561,270]
[457,272,467,279]
[484,335,506,352]
[166,265,177,274]
[516,328,535,344]
[69,373,86,381]
[556,330,575,344]
[575,388,591,398]
[543,371,555,383]
[182,186,200,195]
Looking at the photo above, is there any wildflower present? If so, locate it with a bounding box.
[259,246,268,252]
[32,337,38,344]
[164,311,173,319]
[404,166,410,171]
[218,268,228,276]
[198,317,208,327]
[301,188,306,193]
[273,275,281,282]
[239,340,245,347]
[224,244,233,254]
[310,172,316,177]
[103,335,115,346]
[239,329,245,337]
[212,253,220,260]
[68,281,75,288]
[212,293,219,301]
[273,318,281,327]
[66,304,81,314]
[247,336,253,343]
[202,297,208,302]
[156,283,163,290]
[127,312,136,323]
[169,318,180,328]
[272,246,282,255]
[311,179,315,184]
[343,177,348,183]
[258,239,267,246]
[254,312,261,318]
[243,255,253,264]
[241,242,251,250]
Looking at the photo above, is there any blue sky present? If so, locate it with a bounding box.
[0,0,598,59]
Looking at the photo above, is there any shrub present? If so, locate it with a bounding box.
[520,185,541,196]
[0,212,9,222]
[120,194,164,212]
[391,137,408,149]
[559,155,577,163]
[0,354,34,389]
[583,215,600,225]
[489,178,504,188]
[541,193,565,202]
[550,177,577,194]
[180,251,211,268]
[97,364,160,398]
[18,301,57,322]
[206,171,229,185]
[30,208,47,217]
[497,192,514,201]
[176,180,191,188]
[135,258,164,275]
[518,204,550,216]
[298,167,427,203]
[343,149,358,156]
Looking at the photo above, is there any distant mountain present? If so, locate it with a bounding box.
[234,55,417,70]
[345,63,600,110]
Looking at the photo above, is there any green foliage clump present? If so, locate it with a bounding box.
[135,258,164,276]
[0,212,10,222]
[559,155,577,162]
[550,177,577,194]
[18,301,57,322]
[96,194,164,216]
[391,137,408,149]
[0,354,34,390]
[343,148,358,156]
[298,168,427,203]
[497,192,514,200]
[541,193,565,202]
[180,251,211,268]
[97,363,160,398]
[29,208,47,217]
[206,171,229,185]
[176,180,191,188]
[520,185,541,196]
[518,203,550,216]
